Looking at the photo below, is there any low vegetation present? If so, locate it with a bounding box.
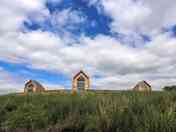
[163,85,176,91]
[0,91,176,132]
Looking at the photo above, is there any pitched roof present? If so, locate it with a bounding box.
[73,70,89,79]
[140,80,151,87]
[134,80,151,88]
[25,80,44,88]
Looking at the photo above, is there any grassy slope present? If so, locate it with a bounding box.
[0,91,176,132]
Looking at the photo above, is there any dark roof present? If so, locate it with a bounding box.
[25,80,44,88]
[138,80,151,87]
[73,70,89,79]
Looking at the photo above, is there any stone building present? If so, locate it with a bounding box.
[133,80,152,92]
[24,80,45,93]
[72,70,90,92]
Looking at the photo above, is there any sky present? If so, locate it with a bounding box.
[0,0,176,94]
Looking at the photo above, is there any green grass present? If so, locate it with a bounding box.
[0,91,176,132]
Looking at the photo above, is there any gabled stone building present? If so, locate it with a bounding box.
[24,80,45,93]
[133,80,152,92]
[72,70,90,92]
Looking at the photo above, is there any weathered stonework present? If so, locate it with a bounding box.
[72,70,90,92]
[133,80,152,92]
[24,80,45,93]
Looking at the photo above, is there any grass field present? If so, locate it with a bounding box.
[0,91,176,132]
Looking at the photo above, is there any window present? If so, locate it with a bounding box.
[77,76,85,91]
[27,84,34,93]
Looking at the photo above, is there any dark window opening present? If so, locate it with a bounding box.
[27,84,34,93]
[77,76,85,91]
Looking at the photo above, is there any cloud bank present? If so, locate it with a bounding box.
[0,0,176,93]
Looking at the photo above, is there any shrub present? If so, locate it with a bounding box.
[163,85,176,91]
[0,92,176,132]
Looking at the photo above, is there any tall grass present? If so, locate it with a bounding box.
[0,91,176,132]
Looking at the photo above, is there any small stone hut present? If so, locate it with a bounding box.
[24,80,45,93]
[133,80,152,92]
[72,70,90,92]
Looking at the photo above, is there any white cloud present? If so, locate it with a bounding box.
[79,33,176,90]
[50,8,86,33]
[0,0,47,33]
[0,67,23,94]
[94,0,151,34]
[0,0,176,94]
[141,0,176,32]
[91,0,176,35]
[1,31,176,91]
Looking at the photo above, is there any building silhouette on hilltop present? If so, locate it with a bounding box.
[24,71,152,93]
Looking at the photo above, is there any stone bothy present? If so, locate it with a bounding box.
[133,80,152,92]
[24,80,45,93]
[72,70,90,92]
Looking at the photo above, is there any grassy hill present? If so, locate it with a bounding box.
[0,91,176,132]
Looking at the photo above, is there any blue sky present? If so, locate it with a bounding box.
[24,0,112,37]
[0,0,176,93]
